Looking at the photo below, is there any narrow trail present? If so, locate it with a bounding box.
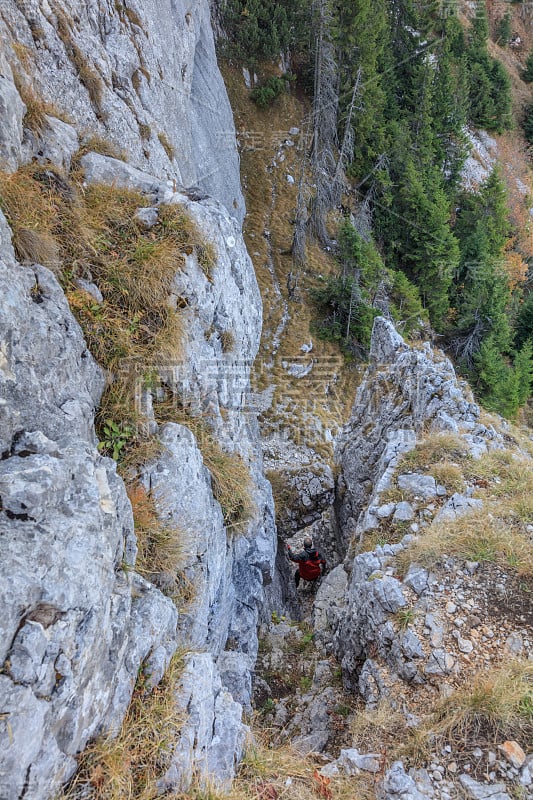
[262,170,290,360]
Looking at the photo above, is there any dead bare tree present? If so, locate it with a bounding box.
[308,0,339,245]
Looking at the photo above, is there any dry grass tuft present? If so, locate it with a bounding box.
[429,660,533,751]
[11,70,64,133]
[0,164,215,472]
[351,699,431,766]
[127,481,190,600]
[58,650,186,800]
[429,461,466,493]
[397,507,533,576]
[74,134,128,164]
[222,736,376,800]
[398,432,470,472]
[350,661,533,768]
[158,132,175,161]
[13,227,60,269]
[138,122,151,140]
[0,164,60,264]
[205,444,255,531]
[220,330,235,353]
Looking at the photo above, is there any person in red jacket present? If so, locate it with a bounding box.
[287,536,327,587]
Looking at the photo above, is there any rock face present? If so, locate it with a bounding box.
[329,318,505,693]
[0,219,178,798]
[0,3,276,797]
[336,317,500,540]
[0,0,244,222]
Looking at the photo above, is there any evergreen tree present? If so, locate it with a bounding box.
[331,0,388,175]
[475,335,517,416]
[391,160,459,327]
[496,10,512,46]
[515,340,533,406]
[523,50,533,82]
[523,103,533,144]
[465,2,513,132]
[490,60,513,132]
[515,292,533,348]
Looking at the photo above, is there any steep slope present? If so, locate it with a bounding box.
[0,0,243,221]
[0,2,276,798]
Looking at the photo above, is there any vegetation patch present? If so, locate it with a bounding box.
[158,132,175,160]
[11,70,67,133]
[58,650,186,800]
[126,481,193,602]
[0,163,214,469]
[398,432,470,472]
[397,507,533,578]
[250,76,287,109]
[430,661,533,753]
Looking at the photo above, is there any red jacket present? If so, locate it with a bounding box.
[288,546,326,581]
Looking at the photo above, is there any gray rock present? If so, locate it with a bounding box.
[434,493,483,524]
[292,732,330,755]
[393,501,415,522]
[397,473,437,499]
[504,632,523,656]
[337,748,381,774]
[30,116,79,171]
[158,652,246,793]
[403,564,432,596]
[377,502,396,519]
[135,206,159,228]
[0,53,24,170]
[0,0,244,221]
[313,565,348,650]
[0,369,178,800]
[370,318,407,364]
[74,278,103,304]
[217,651,253,711]
[81,152,168,198]
[424,649,455,676]
[379,760,426,799]
[459,774,511,799]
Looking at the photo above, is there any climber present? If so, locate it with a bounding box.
[287,536,326,588]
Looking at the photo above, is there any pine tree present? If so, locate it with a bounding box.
[515,340,533,406]
[490,60,513,133]
[515,292,533,348]
[523,50,533,82]
[496,10,512,46]
[394,160,459,327]
[523,103,533,144]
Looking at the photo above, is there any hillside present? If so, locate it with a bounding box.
[0,0,532,799]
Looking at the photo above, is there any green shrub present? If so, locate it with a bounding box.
[523,50,533,82]
[250,76,286,108]
[523,103,533,144]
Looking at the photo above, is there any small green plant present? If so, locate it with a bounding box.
[395,608,416,630]
[299,676,312,692]
[334,703,351,718]
[271,611,285,624]
[97,419,133,461]
[262,697,276,714]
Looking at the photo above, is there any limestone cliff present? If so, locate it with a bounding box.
[0,0,244,222]
[0,2,275,797]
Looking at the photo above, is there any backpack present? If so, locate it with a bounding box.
[299,550,323,581]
